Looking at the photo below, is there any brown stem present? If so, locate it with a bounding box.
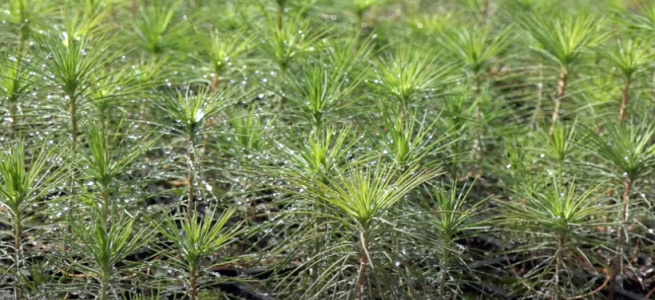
[57,268,88,278]
[187,136,196,220]
[614,177,633,279]
[66,94,78,242]
[139,102,146,121]
[439,235,451,299]
[99,108,107,130]
[202,118,213,156]
[619,76,631,125]
[474,77,483,161]
[630,239,640,265]
[131,0,137,18]
[210,76,219,93]
[481,0,490,21]
[203,78,216,155]
[646,283,655,299]
[357,232,369,300]
[69,95,78,150]
[10,105,17,134]
[9,57,22,136]
[552,236,565,300]
[505,256,548,298]
[190,264,198,300]
[652,69,655,103]
[564,268,611,300]
[549,67,568,137]
[534,64,544,130]
[621,178,633,225]
[14,214,22,300]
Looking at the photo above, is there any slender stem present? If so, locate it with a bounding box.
[102,187,110,222]
[203,81,217,155]
[357,231,370,300]
[99,108,107,130]
[277,5,284,31]
[619,76,631,125]
[10,104,18,134]
[439,235,451,300]
[17,25,27,58]
[549,67,568,137]
[190,264,198,300]
[14,212,22,300]
[99,274,109,300]
[534,64,543,130]
[651,69,655,104]
[131,0,137,18]
[139,100,148,121]
[620,178,633,231]
[67,93,78,241]
[210,75,219,93]
[552,236,565,300]
[187,135,196,219]
[614,177,633,280]
[69,94,78,150]
[9,56,22,136]
[481,0,490,21]
[474,76,483,161]
[202,118,213,155]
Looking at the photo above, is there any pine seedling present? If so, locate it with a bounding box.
[440,24,511,159]
[440,25,511,78]
[622,2,655,33]
[329,32,374,72]
[423,180,488,298]
[77,121,157,220]
[517,13,607,135]
[0,54,31,134]
[196,29,251,91]
[0,141,65,300]
[62,2,113,39]
[259,13,324,74]
[32,34,118,150]
[584,121,655,275]
[599,38,652,124]
[282,55,365,128]
[379,109,452,168]
[372,46,455,114]
[353,0,382,24]
[2,0,57,52]
[407,13,455,36]
[274,0,288,30]
[281,161,440,299]
[226,106,267,154]
[68,211,151,300]
[155,207,240,300]
[538,122,578,179]
[131,0,183,57]
[276,126,357,183]
[73,0,116,20]
[87,67,141,125]
[194,29,252,154]
[501,179,610,299]
[438,89,481,179]
[154,87,234,218]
